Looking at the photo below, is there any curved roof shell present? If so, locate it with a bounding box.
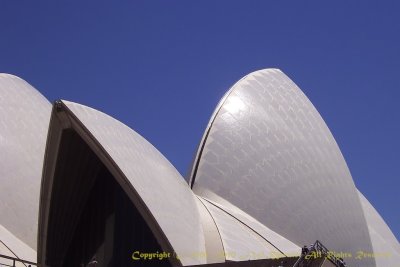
[2,71,398,267]
[39,100,206,266]
[0,224,36,263]
[197,195,300,261]
[358,191,400,266]
[0,74,51,255]
[189,69,375,266]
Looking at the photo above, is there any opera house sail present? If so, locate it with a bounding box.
[0,70,399,267]
[0,74,51,266]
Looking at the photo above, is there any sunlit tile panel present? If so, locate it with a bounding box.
[190,69,375,267]
[0,74,51,252]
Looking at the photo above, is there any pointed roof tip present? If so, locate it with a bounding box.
[257,67,283,72]
[263,67,282,72]
[245,68,284,78]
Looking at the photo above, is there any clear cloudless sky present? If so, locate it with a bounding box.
[1,1,399,241]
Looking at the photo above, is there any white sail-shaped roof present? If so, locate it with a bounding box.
[189,69,375,266]
[39,100,206,266]
[0,74,51,260]
[2,71,398,267]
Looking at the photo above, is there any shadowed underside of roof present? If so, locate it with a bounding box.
[39,100,207,266]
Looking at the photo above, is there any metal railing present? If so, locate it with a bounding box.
[0,254,37,267]
[293,240,347,267]
[312,240,347,267]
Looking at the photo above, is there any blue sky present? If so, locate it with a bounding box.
[1,1,399,241]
